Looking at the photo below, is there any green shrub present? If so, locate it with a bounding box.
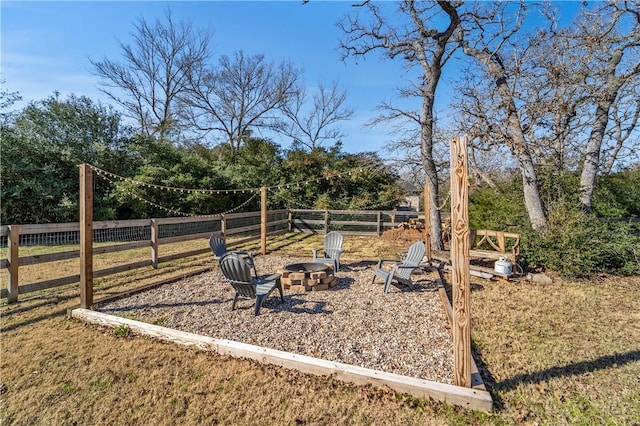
[521,203,640,278]
[468,179,528,232]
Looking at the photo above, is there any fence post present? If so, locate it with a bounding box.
[150,219,159,269]
[497,231,505,253]
[376,211,381,236]
[7,225,19,303]
[261,187,267,255]
[450,136,471,388]
[79,163,93,309]
[324,210,329,234]
[221,214,227,237]
[288,210,292,232]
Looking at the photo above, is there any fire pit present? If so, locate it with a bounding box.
[277,262,336,292]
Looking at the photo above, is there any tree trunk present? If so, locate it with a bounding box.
[578,101,611,211]
[463,44,547,230]
[579,70,623,209]
[420,80,444,250]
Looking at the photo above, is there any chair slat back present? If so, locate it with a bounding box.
[396,241,425,280]
[324,231,343,258]
[220,253,254,285]
[209,234,228,259]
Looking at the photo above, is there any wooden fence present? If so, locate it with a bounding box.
[0,208,421,303]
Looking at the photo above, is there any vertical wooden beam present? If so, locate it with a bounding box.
[288,210,292,232]
[7,225,19,303]
[450,136,471,388]
[79,163,93,309]
[260,187,267,255]
[324,210,329,234]
[423,183,432,260]
[221,214,227,237]
[150,219,159,269]
[497,231,506,253]
[376,211,382,236]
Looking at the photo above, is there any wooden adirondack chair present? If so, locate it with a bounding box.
[312,231,344,271]
[372,241,427,293]
[218,253,284,316]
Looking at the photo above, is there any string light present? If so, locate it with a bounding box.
[90,162,409,213]
[96,172,260,217]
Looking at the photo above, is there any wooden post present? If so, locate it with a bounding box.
[376,211,382,236]
[288,210,292,232]
[450,136,471,388]
[221,214,227,237]
[324,210,329,234]
[150,219,159,269]
[79,163,93,309]
[260,187,267,255]
[423,184,432,260]
[7,225,19,303]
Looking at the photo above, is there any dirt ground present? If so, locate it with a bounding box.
[1,233,639,425]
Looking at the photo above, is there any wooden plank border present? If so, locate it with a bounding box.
[70,308,493,411]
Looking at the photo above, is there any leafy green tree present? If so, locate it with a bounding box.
[1,94,134,223]
[271,144,404,210]
[110,137,231,218]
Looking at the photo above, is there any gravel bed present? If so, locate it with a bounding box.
[97,254,454,384]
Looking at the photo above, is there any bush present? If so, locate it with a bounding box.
[468,179,528,232]
[521,203,640,278]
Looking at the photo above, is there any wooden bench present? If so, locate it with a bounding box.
[469,229,521,264]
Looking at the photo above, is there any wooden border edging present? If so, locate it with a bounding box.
[70,308,493,412]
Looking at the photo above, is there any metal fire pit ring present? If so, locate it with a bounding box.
[284,263,329,274]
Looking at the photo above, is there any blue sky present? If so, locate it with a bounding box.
[1,1,581,153]
[2,1,411,153]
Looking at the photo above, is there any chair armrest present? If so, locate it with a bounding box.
[255,273,281,285]
[376,258,401,269]
[395,263,418,269]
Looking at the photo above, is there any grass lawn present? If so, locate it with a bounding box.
[1,233,639,425]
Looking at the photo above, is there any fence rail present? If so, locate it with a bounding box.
[3,210,638,302]
[0,208,418,302]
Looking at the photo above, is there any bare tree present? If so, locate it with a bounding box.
[454,1,548,230]
[339,0,460,250]
[91,9,212,139]
[574,2,640,210]
[601,80,640,174]
[182,50,301,160]
[279,81,354,150]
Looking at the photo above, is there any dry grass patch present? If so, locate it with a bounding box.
[1,233,639,425]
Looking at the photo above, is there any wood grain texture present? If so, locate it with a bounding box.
[79,164,93,309]
[261,187,267,255]
[450,137,472,388]
[7,226,19,303]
